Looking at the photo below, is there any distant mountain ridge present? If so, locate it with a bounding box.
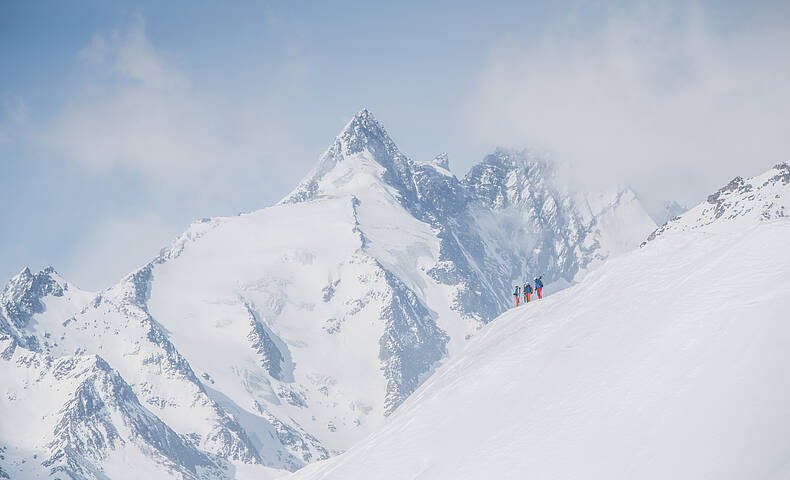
[645,162,789,243]
[1,109,657,479]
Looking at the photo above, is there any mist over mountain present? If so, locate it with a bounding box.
[0,110,661,479]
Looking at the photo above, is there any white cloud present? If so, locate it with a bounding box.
[24,17,322,290]
[77,33,109,66]
[47,22,229,180]
[466,3,790,206]
[61,211,179,290]
[44,18,308,196]
[0,94,29,144]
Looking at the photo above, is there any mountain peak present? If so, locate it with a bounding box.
[339,107,376,134]
[1,266,66,338]
[6,266,63,293]
[281,109,408,204]
[352,107,374,123]
[431,153,450,171]
[334,108,394,155]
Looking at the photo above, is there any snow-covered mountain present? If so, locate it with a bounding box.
[289,162,790,480]
[645,162,789,241]
[0,109,656,479]
[0,345,225,480]
[284,109,655,320]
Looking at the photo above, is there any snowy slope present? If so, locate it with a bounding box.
[290,170,790,480]
[645,162,789,241]
[0,109,657,479]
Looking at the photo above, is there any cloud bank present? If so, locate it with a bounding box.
[62,211,178,289]
[467,3,790,207]
[44,17,307,196]
[26,18,320,288]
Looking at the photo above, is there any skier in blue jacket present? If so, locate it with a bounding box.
[534,276,544,299]
[523,282,533,303]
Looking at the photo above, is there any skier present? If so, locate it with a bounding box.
[523,282,533,303]
[513,285,521,307]
[534,275,544,299]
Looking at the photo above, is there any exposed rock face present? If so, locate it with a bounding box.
[378,268,449,414]
[245,300,288,382]
[0,267,65,350]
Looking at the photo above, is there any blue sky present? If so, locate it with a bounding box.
[2,1,789,290]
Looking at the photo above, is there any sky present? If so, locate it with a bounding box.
[1,0,789,290]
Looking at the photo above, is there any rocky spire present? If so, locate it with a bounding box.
[281,108,409,204]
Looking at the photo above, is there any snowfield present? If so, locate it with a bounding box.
[291,219,790,480]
